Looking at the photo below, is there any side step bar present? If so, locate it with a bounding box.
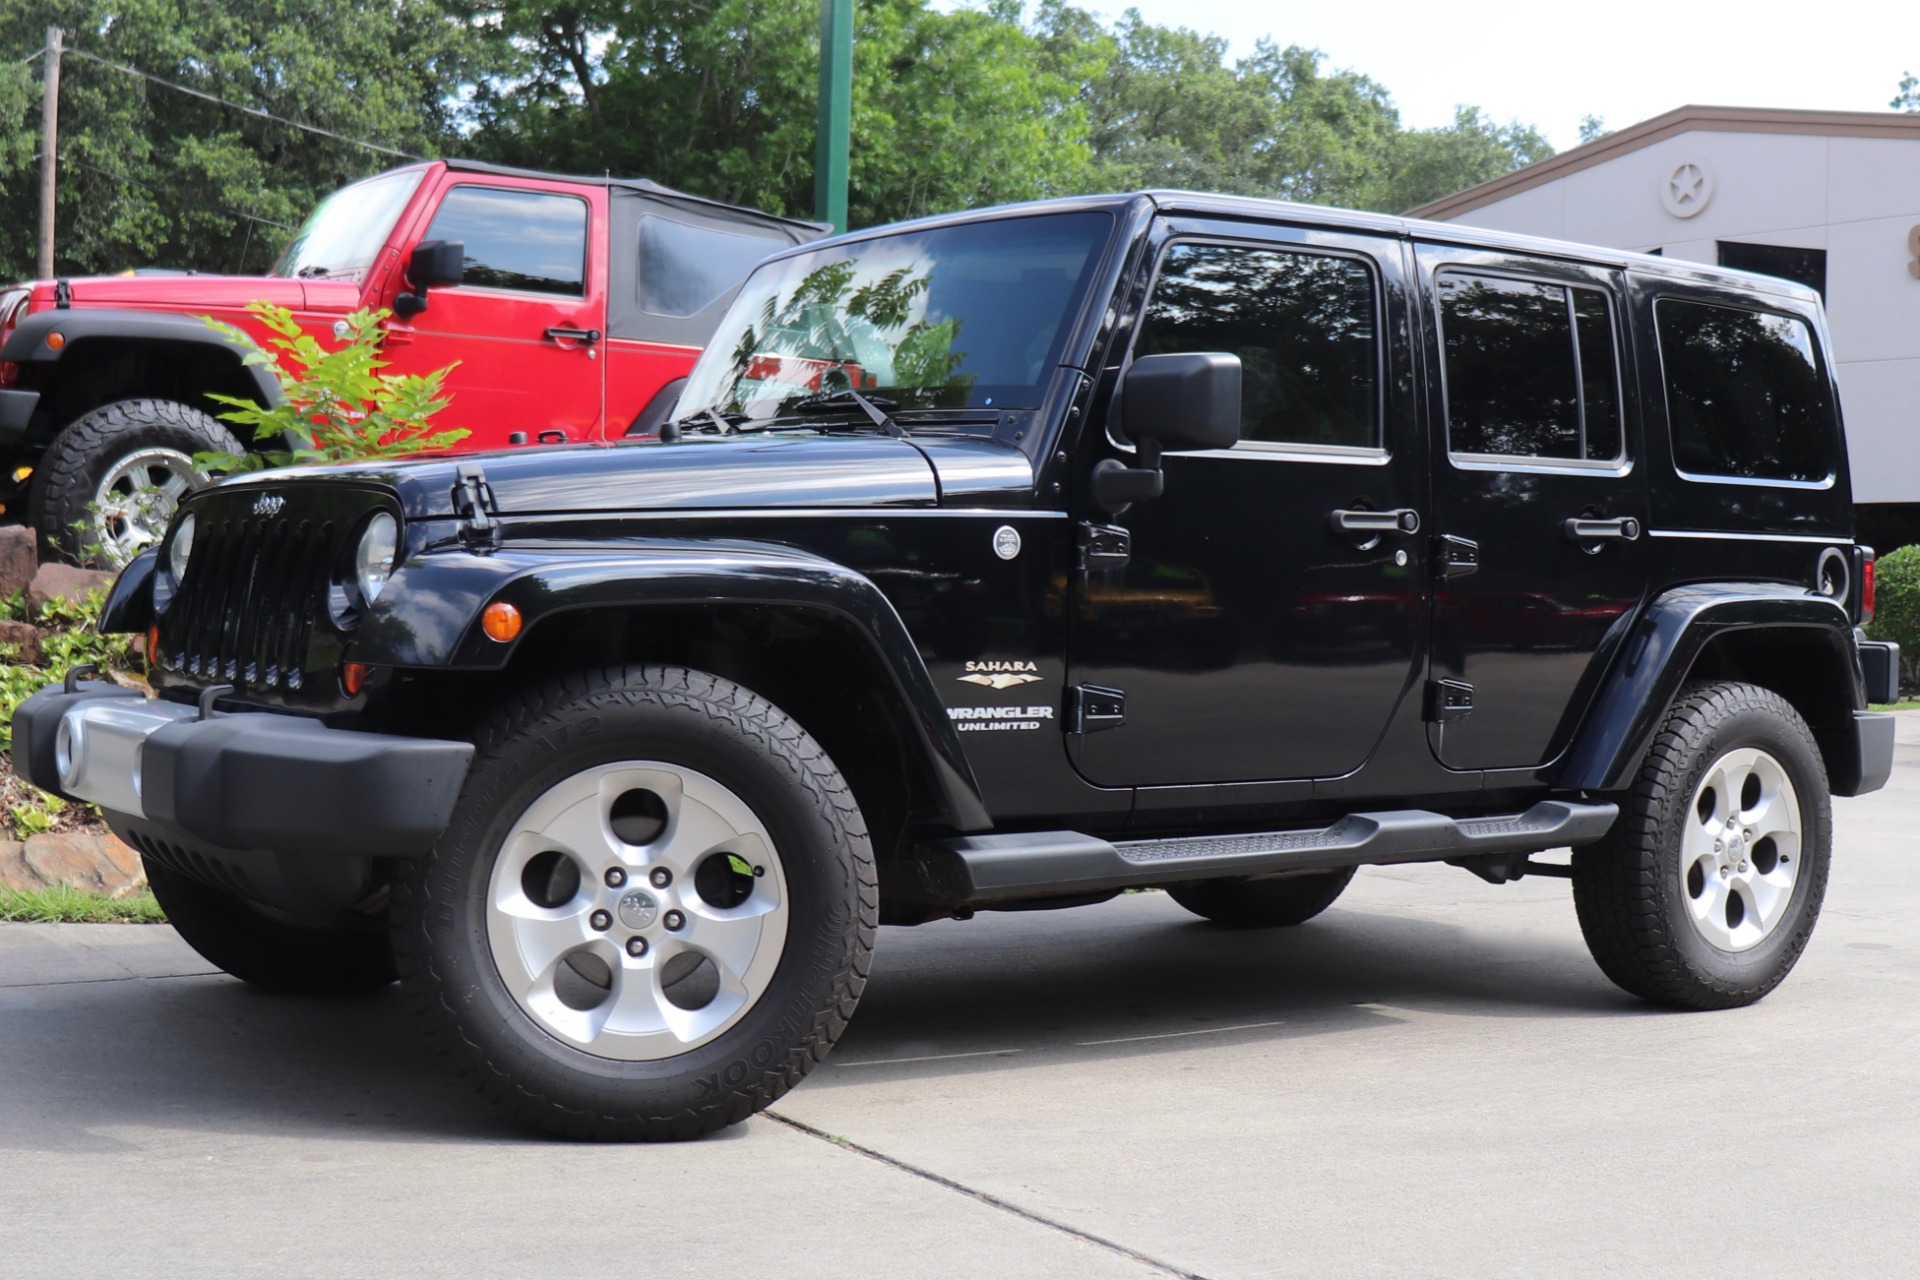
[901,801,1617,907]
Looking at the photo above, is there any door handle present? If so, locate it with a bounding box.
[1562,516,1641,542]
[544,326,601,344]
[1329,508,1421,536]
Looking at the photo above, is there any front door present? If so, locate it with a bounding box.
[388,180,606,449]
[1416,245,1650,770]
[1067,223,1427,787]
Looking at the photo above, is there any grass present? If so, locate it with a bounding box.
[1871,701,1920,711]
[0,885,167,924]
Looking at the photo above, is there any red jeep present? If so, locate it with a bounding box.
[0,159,823,561]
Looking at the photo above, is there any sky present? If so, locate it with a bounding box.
[1063,0,1917,151]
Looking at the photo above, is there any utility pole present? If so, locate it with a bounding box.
[813,0,851,235]
[37,26,62,280]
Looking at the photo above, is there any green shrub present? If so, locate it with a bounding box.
[1867,544,1920,692]
[203,302,467,471]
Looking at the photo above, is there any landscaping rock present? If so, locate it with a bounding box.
[0,619,40,663]
[0,525,35,597]
[27,563,116,614]
[19,832,145,897]
[0,840,30,891]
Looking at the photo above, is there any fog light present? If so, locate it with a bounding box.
[481,600,523,642]
[341,661,371,696]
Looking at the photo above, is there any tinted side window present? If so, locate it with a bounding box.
[1656,299,1835,484]
[424,186,587,297]
[637,216,777,318]
[1438,272,1622,462]
[1135,242,1379,449]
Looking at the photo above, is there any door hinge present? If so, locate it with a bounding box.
[1067,683,1126,733]
[454,463,499,549]
[1436,534,1479,579]
[1077,522,1130,572]
[1424,679,1474,723]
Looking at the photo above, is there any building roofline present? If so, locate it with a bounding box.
[1405,104,1920,220]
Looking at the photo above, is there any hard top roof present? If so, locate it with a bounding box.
[436,157,830,238]
[765,189,1823,308]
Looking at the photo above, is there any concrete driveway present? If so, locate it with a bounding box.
[6,724,1920,1277]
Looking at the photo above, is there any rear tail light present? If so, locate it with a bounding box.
[0,361,16,388]
[1862,549,1877,625]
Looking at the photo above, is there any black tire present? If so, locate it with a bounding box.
[27,398,240,564]
[1572,681,1832,1010]
[1168,866,1357,927]
[391,665,877,1141]
[143,859,397,995]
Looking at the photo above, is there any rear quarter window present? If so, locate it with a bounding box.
[1655,298,1837,485]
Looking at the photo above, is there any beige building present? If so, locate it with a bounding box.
[1409,105,1920,543]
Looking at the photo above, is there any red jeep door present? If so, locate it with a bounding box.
[385,177,606,447]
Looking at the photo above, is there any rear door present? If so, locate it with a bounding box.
[387,177,607,448]
[1417,244,1650,770]
[1066,220,1428,787]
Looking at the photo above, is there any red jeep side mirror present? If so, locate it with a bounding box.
[394,240,466,319]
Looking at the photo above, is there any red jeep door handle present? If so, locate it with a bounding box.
[544,326,601,345]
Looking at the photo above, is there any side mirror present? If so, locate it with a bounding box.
[1118,352,1241,454]
[1092,352,1241,513]
[393,239,465,319]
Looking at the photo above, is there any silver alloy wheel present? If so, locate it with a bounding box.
[485,761,789,1061]
[93,446,199,565]
[1681,746,1803,952]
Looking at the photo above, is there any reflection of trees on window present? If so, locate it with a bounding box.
[1657,300,1835,483]
[715,260,975,412]
[1439,274,1620,462]
[1136,244,1378,448]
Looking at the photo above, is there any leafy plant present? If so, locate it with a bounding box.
[0,885,167,925]
[202,302,466,471]
[1867,544,1920,692]
[9,793,63,835]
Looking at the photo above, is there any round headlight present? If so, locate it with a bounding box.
[167,513,195,583]
[356,513,399,603]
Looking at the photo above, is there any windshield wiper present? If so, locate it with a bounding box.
[660,407,754,441]
[790,388,907,438]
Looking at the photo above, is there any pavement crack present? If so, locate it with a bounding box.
[764,1110,1210,1279]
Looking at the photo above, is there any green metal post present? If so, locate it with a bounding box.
[814,0,853,234]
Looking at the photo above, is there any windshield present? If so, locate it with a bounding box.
[677,211,1112,424]
[272,168,426,281]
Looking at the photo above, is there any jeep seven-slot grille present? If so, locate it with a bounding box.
[171,516,337,691]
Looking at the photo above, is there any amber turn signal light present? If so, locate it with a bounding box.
[341,661,371,696]
[481,600,523,642]
[43,331,63,351]
[146,625,160,666]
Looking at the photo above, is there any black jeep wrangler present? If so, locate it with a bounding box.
[14,193,1898,1140]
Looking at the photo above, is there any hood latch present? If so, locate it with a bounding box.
[454,463,499,549]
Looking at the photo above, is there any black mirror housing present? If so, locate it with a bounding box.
[410,239,466,289]
[1119,352,1241,453]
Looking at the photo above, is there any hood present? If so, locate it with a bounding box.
[217,434,953,521]
[17,273,338,312]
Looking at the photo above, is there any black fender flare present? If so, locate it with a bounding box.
[353,539,993,832]
[1556,582,1865,795]
[0,308,282,407]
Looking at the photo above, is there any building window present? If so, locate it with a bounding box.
[1716,241,1827,301]
[1655,297,1837,484]
[1437,271,1623,463]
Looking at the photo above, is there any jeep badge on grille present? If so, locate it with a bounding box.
[251,494,285,517]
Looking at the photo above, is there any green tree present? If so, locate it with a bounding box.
[464,0,1091,227]
[0,0,483,280]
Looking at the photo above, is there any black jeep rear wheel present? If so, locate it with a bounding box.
[1572,681,1831,1009]
[1168,866,1357,927]
[144,860,397,995]
[28,398,239,565]
[391,665,877,1140]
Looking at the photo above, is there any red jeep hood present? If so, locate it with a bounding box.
[17,273,355,312]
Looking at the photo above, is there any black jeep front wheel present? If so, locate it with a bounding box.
[1572,681,1831,1009]
[28,398,239,565]
[392,666,876,1140]
[143,860,396,995]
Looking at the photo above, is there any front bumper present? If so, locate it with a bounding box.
[13,683,474,860]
